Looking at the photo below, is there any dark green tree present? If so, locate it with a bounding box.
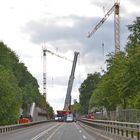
[0,42,54,124]
[89,17,140,112]
[125,17,140,108]
[89,52,128,111]
[72,102,81,114]
[127,17,140,49]
[0,66,22,125]
[79,72,101,114]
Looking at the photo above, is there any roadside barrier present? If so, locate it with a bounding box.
[0,120,53,134]
[79,118,140,140]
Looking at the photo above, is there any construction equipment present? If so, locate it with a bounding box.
[87,0,120,54]
[56,52,79,122]
[43,47,72,100]
[63,52,79,111]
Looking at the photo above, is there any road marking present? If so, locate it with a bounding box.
[47,123,64,140]
[79,130,82,133]
[79,122,113,140]
[76,125,79,130]
[30,123,60,140]
[82,135,87,139]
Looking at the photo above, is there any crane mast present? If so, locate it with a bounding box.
[43,49,47,99]
[114,0,120,53]
[87,0,120,54]
[63,52,79,111]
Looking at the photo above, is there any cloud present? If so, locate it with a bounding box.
[129,0,140,6]
[89,0,114,8]
[23,16,113,56]
[22,13,136,75]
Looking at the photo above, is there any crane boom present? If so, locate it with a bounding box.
[44,49,72,62]
[87,0,120,54]
[63,52,79,111]
[87,4,115,38]
[43,47,72,100]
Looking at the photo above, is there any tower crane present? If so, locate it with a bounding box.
[42,47,72,100]
[87,0,120,54]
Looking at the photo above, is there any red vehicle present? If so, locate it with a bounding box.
[17,115,32,124]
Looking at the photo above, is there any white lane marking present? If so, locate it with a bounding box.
[30,123,60,140]
[74,123,88,140]
[82,135,87,139]
[47,123,64,140]
[79,123,113,140]
[74,122,79,130]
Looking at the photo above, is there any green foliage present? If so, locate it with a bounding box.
[79,73,101,114]
[36,95,54,119]
[47,106,54,119]
[72,102,81,114]
[127,17,140,49]
[0,66,22,125]
[89,53,128,111]
[0,42,19,70]
[89,17,140,112]
[125,44,140,108]
[0,42,54,124]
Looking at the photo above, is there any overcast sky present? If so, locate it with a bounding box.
[0,0,139,113]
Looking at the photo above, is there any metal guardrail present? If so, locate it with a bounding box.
[0,120,52,134]
[80,118,140,140]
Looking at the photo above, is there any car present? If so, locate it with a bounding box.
[66,114,74,122]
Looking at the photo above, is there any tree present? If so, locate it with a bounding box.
[0,42,54,124]
[89,17,140,112]
[72,102,81,114]
[125,17,140,108]
[0,66,22,125]
[90,52,131,111]
[127,17,140,49]
[79,73,101,114]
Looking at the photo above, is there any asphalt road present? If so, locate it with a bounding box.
[0,122,109,140]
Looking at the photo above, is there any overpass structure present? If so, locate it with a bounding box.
[0,119,140,140]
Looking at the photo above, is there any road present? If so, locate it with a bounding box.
[0,122,109,140]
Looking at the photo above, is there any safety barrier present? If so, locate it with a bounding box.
[79,118,140,140]
[0,120,52,134]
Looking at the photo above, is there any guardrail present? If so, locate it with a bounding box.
[79,118,140,140]
[0,120,53,134]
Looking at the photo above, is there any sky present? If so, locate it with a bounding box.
[0,0,139,113]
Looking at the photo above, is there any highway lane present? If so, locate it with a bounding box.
[0,122,60,140]
[45,122,109,140]
[0,122,109,140]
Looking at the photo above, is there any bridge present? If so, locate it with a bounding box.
[0,0,140,139]
[0,118,140,140]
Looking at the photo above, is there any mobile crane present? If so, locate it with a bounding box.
[57,52,79,122]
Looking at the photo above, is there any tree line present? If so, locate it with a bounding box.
[0,42,54,125]
[72,17,140,115]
